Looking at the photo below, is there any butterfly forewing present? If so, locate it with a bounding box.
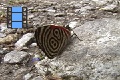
[35,25,71,59]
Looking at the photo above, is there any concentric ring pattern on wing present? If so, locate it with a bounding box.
[35,25,71,59]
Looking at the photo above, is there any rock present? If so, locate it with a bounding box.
[28,14,34,19]
[45,74,63,80]
[32,76,43,80]
[0,34,18,44]
[69,1,82,8]
[47,9,56,13]
[68,21,78,29]
[45,8,56,12]
[30,43,37,47]
[5,29,16,34]
[0,23,7,32]
[0,49,4,54]
[0,18,15,34]
[23,73,33,80]
[4,50,29,63]
[35,18,120,80]
[100,4,117,11]
[0,49,7,54]
[73,18,120,47]
[74,9,81,13]
[43,1,57,6]
[75,5,94,14]
[91,0,112,6]
[15,33,34,49]
[54,13,65,17]
[14,68,27,80]
[80,6,93,12]
[62,75,80,80]
[0,33,6,38]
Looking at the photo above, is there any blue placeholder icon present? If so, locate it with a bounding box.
[12,7,22,12]
[7,6,27,28]
[12,13,22,21]
[12,22,22,28]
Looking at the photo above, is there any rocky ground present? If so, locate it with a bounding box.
[0,0,120,80]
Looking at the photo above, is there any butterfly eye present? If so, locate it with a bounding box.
[35,25,71,59]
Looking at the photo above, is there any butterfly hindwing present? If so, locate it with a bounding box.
[35,25,71,59]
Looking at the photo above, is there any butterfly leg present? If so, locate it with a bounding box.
[70,31,83,41]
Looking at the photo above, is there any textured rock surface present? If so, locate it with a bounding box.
[35,18,120,80]
[0,34,18,44]
[4,50,29,63]
[15,33,34,49]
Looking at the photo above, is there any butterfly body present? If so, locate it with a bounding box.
[35,25,71,59]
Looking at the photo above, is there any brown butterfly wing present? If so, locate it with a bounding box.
[35,25,71,59]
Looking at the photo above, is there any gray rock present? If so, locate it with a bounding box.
[45,8,56,13]
[14,68,27,80]
[23,73,33,80]
[0,19,15,34]
[69,1,82,8]
[80,6,93,12]
[4,50,29,63]
[0,49,7,54]
[0,50,4,54]
[30,43,37,47]
[35,18,120,80]
[28,14,34,19]
[73,18,120,49]
[100,4,117,11]
[0,33,6,38]
[54,13,65,17]
[91,0,112,6]
[15,33,34,49]
[32,76,43,80]
[0,23,7,32]
[68,21,78,29]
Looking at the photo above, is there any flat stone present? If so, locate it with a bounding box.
[15,33,34,49]
[4,50,29,63]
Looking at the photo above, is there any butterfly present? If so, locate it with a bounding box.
[35,25,71,59]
